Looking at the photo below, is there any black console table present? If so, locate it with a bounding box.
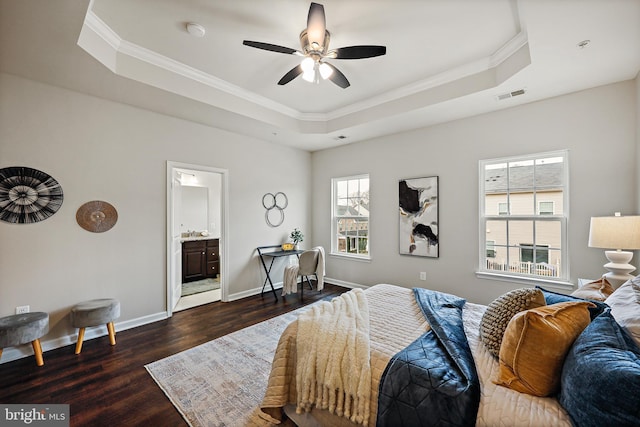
[257,245,304,300]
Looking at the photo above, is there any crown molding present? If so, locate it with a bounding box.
[79,4,528,129]
[83,6,121,51]
[321,31,529,121]
[82,9,302,119]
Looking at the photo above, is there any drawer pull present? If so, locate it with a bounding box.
[211,266,216,270]
[211,252,215,256]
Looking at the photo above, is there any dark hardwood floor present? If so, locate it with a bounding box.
[0,284,349,426]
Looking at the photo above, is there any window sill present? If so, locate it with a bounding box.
[329,252,371,262]
[475,271,575,292]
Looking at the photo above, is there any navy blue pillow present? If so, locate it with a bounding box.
[536,286,608,320]
[559,310,640,427]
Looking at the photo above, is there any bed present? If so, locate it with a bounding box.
[253,281,640,427]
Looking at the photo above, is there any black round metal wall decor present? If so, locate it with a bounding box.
[0,166,64,224]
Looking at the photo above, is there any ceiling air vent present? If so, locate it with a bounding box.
[496,89,526,101]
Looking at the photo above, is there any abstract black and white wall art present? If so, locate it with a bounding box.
[399,176,439,257]
[0,166,64,224]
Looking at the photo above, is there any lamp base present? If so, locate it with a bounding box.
[601,272,634,289]
[602,250,636,288]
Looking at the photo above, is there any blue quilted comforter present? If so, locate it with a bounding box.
[376,288,480,426]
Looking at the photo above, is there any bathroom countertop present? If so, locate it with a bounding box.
[180,236,218,242]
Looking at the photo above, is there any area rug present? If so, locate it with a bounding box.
[181,278,220,296]
[145,308,306,426]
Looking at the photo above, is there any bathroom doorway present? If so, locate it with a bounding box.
[166,161,228,316]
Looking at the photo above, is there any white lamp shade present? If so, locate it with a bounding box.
[588,215,640,249]
[301,57,315,72]
[589,214,640,288]
[302,70,315,83]
[319,62,333,79]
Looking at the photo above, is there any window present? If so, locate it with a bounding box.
[520,243,549,263]
[332,175,370,258]
[486,240,496,258]
[538,201,554,215]
[479,151,568,282]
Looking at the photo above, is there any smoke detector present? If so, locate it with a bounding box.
[186,22,206,38]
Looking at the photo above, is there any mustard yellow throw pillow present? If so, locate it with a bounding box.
[494,301,594,396]
[571,277,614,301]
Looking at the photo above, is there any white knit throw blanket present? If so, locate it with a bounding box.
[295,288,371,425]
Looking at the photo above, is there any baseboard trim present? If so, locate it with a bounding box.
[225,278,367,302]
[226,282,284,301]
[1,280,365,364]
[0,311,168,365]
[324,277,368,290]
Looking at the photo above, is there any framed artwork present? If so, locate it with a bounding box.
[399,176,439,257]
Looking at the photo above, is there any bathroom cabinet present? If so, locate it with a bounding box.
[182,238,219,283]
[206,239,220,279]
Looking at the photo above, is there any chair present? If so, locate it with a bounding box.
[298,249,320,297]
[283,249,322,298]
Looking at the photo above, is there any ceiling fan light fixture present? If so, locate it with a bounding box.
[243,2,385,88]
[319,62,333,79]
[302,69,315,83]
[301,57,315,72]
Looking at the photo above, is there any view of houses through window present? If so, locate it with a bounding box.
[332,175,370,257]
[480,151,568,280]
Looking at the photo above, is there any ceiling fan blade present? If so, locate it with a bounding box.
[334,45,387,59]
[306,2,326,47]
[324,63,350,88]
[243,40,298,55]
[278,65,303,85]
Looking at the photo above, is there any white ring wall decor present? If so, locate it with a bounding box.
[262,192,288,227]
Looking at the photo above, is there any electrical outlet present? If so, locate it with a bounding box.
[16,305,30,314]
[419,272,427,281]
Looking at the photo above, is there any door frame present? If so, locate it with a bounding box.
[166,161,229,317]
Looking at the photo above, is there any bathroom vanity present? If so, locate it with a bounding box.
[181,238,219,283]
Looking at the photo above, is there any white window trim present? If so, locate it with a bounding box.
[331,174,371,260]
[477,150,571,287]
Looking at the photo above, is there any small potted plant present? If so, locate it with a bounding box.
[290,228,304,249]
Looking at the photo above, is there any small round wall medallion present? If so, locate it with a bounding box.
[76,200,118,233]
[0,166,64,224]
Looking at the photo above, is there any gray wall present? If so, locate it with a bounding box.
[1,71,638,363]
[0,73,311,361]
[312,80,638,305]
[637,73,640,214]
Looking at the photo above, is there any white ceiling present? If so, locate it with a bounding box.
[2,0,639,151]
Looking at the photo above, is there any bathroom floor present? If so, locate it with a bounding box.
[175,278,221,311]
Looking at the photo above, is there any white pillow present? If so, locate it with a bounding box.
[604,277,640,347]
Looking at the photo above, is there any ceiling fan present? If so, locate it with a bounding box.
[242,2,386,88]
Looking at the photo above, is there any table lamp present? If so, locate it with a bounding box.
[588,213,640,288]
